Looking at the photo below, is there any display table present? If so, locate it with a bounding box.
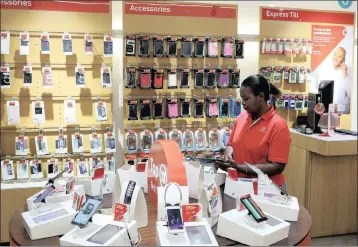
[8,187,312,246]
[284,129,357,237]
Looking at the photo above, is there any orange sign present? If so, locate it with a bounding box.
[148,140,187,206]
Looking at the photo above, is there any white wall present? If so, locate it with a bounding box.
[111,1,357,161]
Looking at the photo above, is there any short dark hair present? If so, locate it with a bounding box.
[241,74,281,101]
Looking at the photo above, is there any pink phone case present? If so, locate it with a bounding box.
[224,42,233,56]
[168,103,178,117]
[208,42,218,56]
[140,73,151,87]
[209,103,218,116]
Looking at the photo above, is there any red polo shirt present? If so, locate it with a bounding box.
[227,106,291,186]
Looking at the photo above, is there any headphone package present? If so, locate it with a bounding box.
[193,37,205,58]
[140,98,151,120]
[193,97,204,118]
[181,36,193,58]
[235,38,244,58]
[127,99,138,120]
[183,129,194,152]
[219,97,230,118]
[152,67,164,89]
[125,130,138,154]
[229,68,240,88]
[23,65,32,86]
[169,129,183,151]
[138,36,150,57]
[194,129,207,152]
[273,66,282,84]
[167,68,178,89]
[167,97,179,118]
[154,128,167,141]
[125,67,136,88]
[153,36,165,57]
[139,67,152,89]
[166,36,177,57]
[217,68,230,88]
[206,37,218,58]
[153,98,163,119]
[140,129,153,153]
[180,97,191,118]
[125,35,136,56]
[230,98,241,118]
[206,96,218,118]
[180,68,190,88]
[194,69,204,88]
[221,37,234,58]
[220,127,231,149]
[209,128,221,152]
[205,69,216,88]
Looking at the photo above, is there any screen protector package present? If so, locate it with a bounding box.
[235,38,244,58]
[140,130,153,153]
[101,66,112,88]
[206,37,218,57]
[229,68,240,88]
[167,97,179,118]
[153,36,164,57]
[125,35,136,56]
[221,37,233,58]
[139,67,152,89]
[194,69,204,89]
[23,65,32,86]
[230,98,241,118]
[180,97,191,117]
[167,69,178,89]
[204,69,216,88]
[138,36,150,57]
[183,130,194,152]
[219,97,230,118]
[193,97,204,118]
[19,32,30,56]
[125,67,136,88]
[152,98,163,119]
[152,68,163,89]
[180,68,190,88]
[103,34,113,57]
[40,32,50,55]
[206,97,218,118]
[127,99,138,120]
[217,68,229,88]
[62,32,72,56]
[289,67,298,83]
[209,128,221,152]
[181,36,193,58]
[194,129,207,152]
[261,66,272,83]
[194,37,205,58]
[84,34,93,55]
[166,36,177,57]
[169,129,183,151]
[1,66,10,89]
[75,65,85,87]
[125,130,138,154]
[273,66,282,84]
[282,66,290,83]
[140,98,151,120]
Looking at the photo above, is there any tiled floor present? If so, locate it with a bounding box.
[311,234,357,246]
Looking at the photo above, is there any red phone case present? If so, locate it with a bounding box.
[92,167,105,180]
[154,74,163,88]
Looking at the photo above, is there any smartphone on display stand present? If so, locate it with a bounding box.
[33,185,56,204]
[240,194,267,223]
[71,196,103,228]
[123,180,136,205]
[166,206,185,234]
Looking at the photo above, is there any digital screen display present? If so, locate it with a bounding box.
[87,224,122,245]
[186,225,212,245]
[33,209,68,224]
[167,208,184,230]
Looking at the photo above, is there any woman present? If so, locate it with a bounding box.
[215,74,291,190]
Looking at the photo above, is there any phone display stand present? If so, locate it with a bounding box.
[184,160,202,199]
[60,218,138,246]
[117,180,148,228]
[157,186,189,221]
[224,176,255,199]
[26,184,85,211]
[252,194,299,222]
[117,164,147,189]
[75,173,115,197]
[156,220,218,246]
[216,209,290,246]
[22,204,77,240]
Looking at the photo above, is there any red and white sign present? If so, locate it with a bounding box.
[125,1,236,19]
[0,0,110,13]
[262,8,355,25]
[311,25,346,70]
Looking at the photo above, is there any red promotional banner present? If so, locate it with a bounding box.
[0,0,110,13]
[125,1,236,19]
[311,25,346,70]
[262,8,355,25]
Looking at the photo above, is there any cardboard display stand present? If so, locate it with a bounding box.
[118,180,148,228]
[216,209,290,246]
[156,220,218,246]
[60,218,139,246]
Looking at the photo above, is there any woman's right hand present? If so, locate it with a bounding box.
[223,146,233,161]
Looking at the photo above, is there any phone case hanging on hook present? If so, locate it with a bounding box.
[140,129,153,153]
[206,37,218,58]
[167,68,178,89]
[125,67,136,88]
[153,98,163,119]
[167,97,179,118]
[152,68,163,89]
[181,36,193,58]
[229,68,240,88]
[194,69,204,89]
[125,130,138,154]
[139,67,152,89]
[180,97,191,118]
[230,98,241,118]
[179,68,190,88]
[221,37,234,58]
[125,35,136,56]
[153,36,164,57]
[127,99,138,120]
[138,35,150,57]
[206,96,218,118]
[140,98,151,120]
[193,37,205,58]
[235,38,244,58]
[219,97,230,118]
[205,69,216,88]
[217,68,230,88]
[193,97,204,118]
